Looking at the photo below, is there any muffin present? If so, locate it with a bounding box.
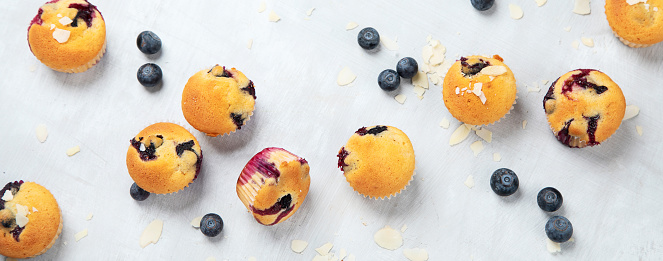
[605,0,663,48]
[442,55,517,125]
[0,181,62,259]
[28,0,106,73]
[543,69,626,148]
[126,122,203,194]
[182,65,257,137]
[236,147,310,226]
[337,125,415,199]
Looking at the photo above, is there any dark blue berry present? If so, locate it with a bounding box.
[490,168,519,196]
[357,27,380,50]
[471,0,495,11]
[130,183,150,201]
[396,57,418,78]
[137,31,162,54]
[137,63,162,87]
[537,187,563,212]
[200,213,224,237]
[378,69,400,91]
[545,216,573,243]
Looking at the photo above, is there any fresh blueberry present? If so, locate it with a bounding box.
[200,213,224,237]
[396,57,418,79]
[471,0,495,11]
[378,69,400,91]
[357,27,380,50]
[490,168,519,196]
[545,216,573,243]
[537,187,563,212]
[130,183,149,201]
[137,31,162,54]
[137,63,162,87]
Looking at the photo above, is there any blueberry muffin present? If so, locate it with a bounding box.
[606,0,663,47]
[0,181,62,259]
[182,65,256,137]
[337,126,415,199]
[126,122,203,194]
[543,69,626,148]
[28,0,106,73]
[236,147,310,226]
[442,55,517,125]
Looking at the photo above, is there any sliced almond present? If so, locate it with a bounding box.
[257,1,266,13]
[493,153,502,162]
[190,216,203,228]
[336,67,356,86]
[374,226,403,250]
[400,224,408,233]
[345,22,358,30]
[464,175,475,189]
[291,239,308,253]
[535,0,547,7]
[86,212,93,221]
[53,28,71,43]
[412,71,429,89]
[381,35,399,51]
[403,248,429,261]
[75,229,88,242]
[522,120,528,129]
[480,66,507,76]
[140,219,163,248]
[623,105,640,120]
[449,124,471,146]
[268,10,281,22]
[247,39,253,49]
[315,242,333,255]
[1,190,13,201]
[470,140,484,157]
[571,40,580,49]
[439,117,450,129]
[36,124,48,143]
[581,37,594,47]
[59,16,73,26]
[306,7,315,16]
[547,238,561,253]
[636,125,643,136]
[476,128,492,143]
[66,145,80,156]
[509,4,524,19]
[573,0,591,15]
[395,94,407,104]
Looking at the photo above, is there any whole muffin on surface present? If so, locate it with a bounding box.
[0,181,62,259]
[605,0,663,47]
[126,122,203,194]
[236,147,310,226]
[182,65,256,137]
[28,0,106,73]
[543,69,626,148]
[337,125,415,199]
[442,55,517,125]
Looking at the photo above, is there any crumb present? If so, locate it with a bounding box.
[439,118,450,129]
[636,125,643,136]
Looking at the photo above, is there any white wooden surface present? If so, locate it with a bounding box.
[1,0,662,260]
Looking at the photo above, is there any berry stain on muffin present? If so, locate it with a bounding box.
[460,56,491,76]
[68,2,98,27]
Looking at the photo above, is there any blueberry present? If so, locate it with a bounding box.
[137,31,162,54]
[537,187,563,212]
[130,183,149,201]
[357,27,380,50]
[471,0,495,11]
[378,69,400,91]
[545,216,573,243]
[200,213,224,237]
[490,168,519,196]
[396,57,419,79]
[137,63,162,87]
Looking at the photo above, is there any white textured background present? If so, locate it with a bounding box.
[1,0,662,260]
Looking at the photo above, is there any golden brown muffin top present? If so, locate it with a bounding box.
[606,0,663,46]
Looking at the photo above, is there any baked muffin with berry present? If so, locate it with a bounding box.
[28,0,106,73]
[442,55,517,125]
[543,69,626,148]
[337,126,415,199]
[126,122,203,194]
[0,181,62,259]
[182,65,256,137]
[236,147,310,226]
[605,0,663,48]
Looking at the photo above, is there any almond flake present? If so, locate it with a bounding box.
[75,229,88,242]
[455,87,460,94]
[336,67,356,86]
[413,86,426,97]
[1,190,13,201]
[16,214,29,228]
[573,0,591,15]
[535,0,547,6]
[403,248,429,261]
[190,216,203,228]
[480,66,507,76]
[623,105,640,120]
[581,37,594,47]
[395,94,407,104]
[346,22,358,30]
[312,255,328,261]
[439,118,450,129]
[476,128,492,143]
[381,35,399,51]
[572,40,580,49]
[472,83,483,96]
[374,226,403,250]
[450,124,471,146]
[66,145,80,156]
[53,28,70,43]
[59,16,73,26]
[400,224,408,233]
[36,124,48,143]
[527,86,541,93]
[291,239,308,253]
[315,242,333,255]
[257,1,266,13]
[268,10,281,22]
[478,92,487,104]
[547,238,561,253]
[86,212,93,221]
[522,120,528,129]
[412,71,429,89]
[509,4,524,19]
[464,175,475,188]
[247,39,253,49]
[306,7,315,16]
[563,27,571,32]
[50,24,55,30]
[248,257,257,261]
[493,153,502,162]
[57,14,63,18]
[636,125,643,136]
[140,219,163,248]
[470,140,484,157]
